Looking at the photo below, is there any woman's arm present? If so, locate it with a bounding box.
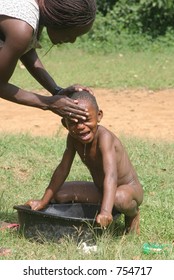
[20,49,58,95]
[0,17,89,119]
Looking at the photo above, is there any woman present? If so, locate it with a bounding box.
[0,0,96,120]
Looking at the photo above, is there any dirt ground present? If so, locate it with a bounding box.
[0,88,174,141]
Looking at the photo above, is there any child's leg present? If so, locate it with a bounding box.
[114,183,143,234]
[124,208,140,234]
[53,181,102,204]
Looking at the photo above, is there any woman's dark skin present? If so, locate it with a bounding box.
[0,2,94,121]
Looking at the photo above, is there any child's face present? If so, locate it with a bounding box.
[65,100,103,144]
[46,22,93,44]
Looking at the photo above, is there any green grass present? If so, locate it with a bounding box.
[0,133,173,260]
[2,44,174,260]
[10,46,174,91]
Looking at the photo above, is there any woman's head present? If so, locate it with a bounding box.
[39,0,96,28]
[39,0,96,44]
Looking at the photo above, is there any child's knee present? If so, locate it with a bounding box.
[114,189,137,212]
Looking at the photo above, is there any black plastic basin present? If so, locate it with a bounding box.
[13,203,120,243]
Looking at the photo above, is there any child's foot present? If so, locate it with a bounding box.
[125,209,140,234]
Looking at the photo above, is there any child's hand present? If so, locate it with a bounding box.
[25,200,46,211]
[96,213,113,228]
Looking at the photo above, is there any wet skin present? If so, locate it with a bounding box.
[65,100,141,190]
[26,99,143,232]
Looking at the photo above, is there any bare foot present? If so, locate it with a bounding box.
[0,248,11,256]
[125,209,140,234]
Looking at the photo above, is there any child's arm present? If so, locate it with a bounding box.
[25,135,75,210]
[96,134,118,227]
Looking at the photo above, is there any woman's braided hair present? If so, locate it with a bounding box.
[39,0,96,28]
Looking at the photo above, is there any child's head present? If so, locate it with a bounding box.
[62,90,103,144]
[40,0,96,28]
[69,90,99,110]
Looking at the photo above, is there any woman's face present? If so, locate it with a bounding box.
[47,22,93,44]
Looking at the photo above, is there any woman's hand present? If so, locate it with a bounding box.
[49,94,89,121]
[50,84,94,121]
[25,199,46,211]
[96,212,113,228]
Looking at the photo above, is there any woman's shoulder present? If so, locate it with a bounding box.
[0,0,40,53]
[0,0,39,31]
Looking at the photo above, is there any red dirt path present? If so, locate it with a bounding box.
[0,88,173,141]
